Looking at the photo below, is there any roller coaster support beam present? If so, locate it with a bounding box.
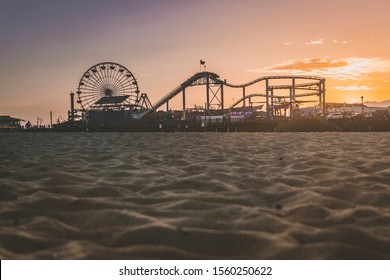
[292,77,296,102]
[242,86,246,107]
[206,76,210,111]
[319,83,322,114]
[221,83,224,110]
[182,87,186,120]
[270,88,274,118]
[166,100,169,112]
[291,78,296,116]
[322,80,326,116]
[266,79,269,118]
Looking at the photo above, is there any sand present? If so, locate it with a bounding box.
[0,132,389,259]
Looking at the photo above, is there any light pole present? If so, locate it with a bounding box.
[361,96,364,115]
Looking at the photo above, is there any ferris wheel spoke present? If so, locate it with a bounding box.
[80,92,99,96]
[119,87,135,96]
[112,69,123,90]
[116,77,134,93]
[115,70,132,88]
[108,72,118,89]
[100,67,110,86]
[94,66,106,87]
[104,64,112,83]
[82,99,99,106]
[80,88,100,93]
[103,64,113,85]
[95,69,107,88]
[80,94,100,100]
[111,76,127,92]
[112,65,121,86]
[79,90,98,98]
[111,68,121,88]
[107,65,115,85]
[84,76,103,88]
[88,67,105,88]
[84,75,103,92]
[124,90,137,96]
[115,76,126,92]
[81,81,99,90]
[81,73,99,86]
[88,70,106,88]
[83,100,98,108]
[112,66,124,88]
[109,72,125,90]
[79,94,97,99]
[103,67,110,86]
[118,86,134,96]
[80,94,99,102]
[81,84,100,92]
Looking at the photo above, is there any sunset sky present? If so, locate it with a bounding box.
[1,0,390,123]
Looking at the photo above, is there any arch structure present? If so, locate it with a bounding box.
[135,72,325,119]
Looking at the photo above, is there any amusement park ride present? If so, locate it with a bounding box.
[67,62,326,128]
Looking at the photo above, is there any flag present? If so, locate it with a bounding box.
[199,60,206,71]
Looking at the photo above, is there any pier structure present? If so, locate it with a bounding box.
[72,62,326,123]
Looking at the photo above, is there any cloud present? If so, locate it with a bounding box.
[268,58,348,71]
[305,39,324,45]
[247,57,390,80]
[333,85,373,91]
[332,39,353,44]
[304,39,354,45]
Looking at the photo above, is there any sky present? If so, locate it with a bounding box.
[1,0,390,123]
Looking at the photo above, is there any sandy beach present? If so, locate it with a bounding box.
[0,132,389,259]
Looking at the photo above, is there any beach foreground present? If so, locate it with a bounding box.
[0,132,389,259]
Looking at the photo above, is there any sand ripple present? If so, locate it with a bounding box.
[0,132,389,259]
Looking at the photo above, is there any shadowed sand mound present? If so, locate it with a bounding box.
[0,132,389,259]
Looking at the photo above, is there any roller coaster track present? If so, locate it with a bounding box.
[152,72,220,111]
[228,92,320,109]
[228,93,267,109]
[134,71,324,119]
[224,76,324,88]
[134,72,220,118]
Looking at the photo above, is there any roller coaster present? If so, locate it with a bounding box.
[70,62,326,124]
[134,71,325,119]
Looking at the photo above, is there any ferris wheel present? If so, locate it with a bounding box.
[76,62,140,111]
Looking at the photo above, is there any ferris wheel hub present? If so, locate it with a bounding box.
[101,85,116,97]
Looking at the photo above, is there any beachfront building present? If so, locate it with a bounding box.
[325,103,390,117]
[0,115,24,129]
